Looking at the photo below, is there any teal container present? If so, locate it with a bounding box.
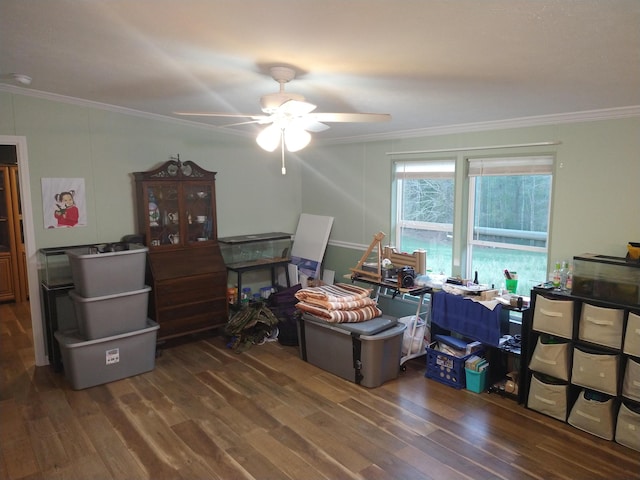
[465,368,487,393]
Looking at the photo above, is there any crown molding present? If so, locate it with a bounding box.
[2,83,638,144]
[0,83,250,139]
[323,105,640,145]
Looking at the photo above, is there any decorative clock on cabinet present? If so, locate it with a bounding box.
[133,156,228,341]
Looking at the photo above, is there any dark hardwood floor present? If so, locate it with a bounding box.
[1,301,638,479]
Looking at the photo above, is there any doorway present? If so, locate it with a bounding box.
[0,136,46,365]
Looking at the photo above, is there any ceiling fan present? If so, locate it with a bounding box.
[175,66,391,174]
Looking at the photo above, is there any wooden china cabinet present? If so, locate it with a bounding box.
[133,157,228,342]
[0,165,27,303]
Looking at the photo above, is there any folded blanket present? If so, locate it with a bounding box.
[296,301,382,323]
[295,283,373,305]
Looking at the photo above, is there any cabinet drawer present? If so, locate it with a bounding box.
[622,357,640,402]
[578,303,624,349]
[156,273,226,308]
[527,373,569,421]
[156,299,228,338]
[568,389,616,440]
[529,337,570,381]
[533,296,574,339]
[615,402,640,452]
[623,312,640,357]
[572,346,619,396]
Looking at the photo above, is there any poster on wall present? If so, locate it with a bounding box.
[41,178,87,228]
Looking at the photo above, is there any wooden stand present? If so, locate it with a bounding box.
[350,232,385,282]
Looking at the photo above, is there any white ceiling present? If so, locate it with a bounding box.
[1,0,639,143]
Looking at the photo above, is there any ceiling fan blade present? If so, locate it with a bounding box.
[219,119,267,128]
[311,112,391,123]
[278,99,317,116]
[174,112,266,120]
[292,117,330,132]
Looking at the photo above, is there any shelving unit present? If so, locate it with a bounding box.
[526,285,640,450]
[430,290,529,400]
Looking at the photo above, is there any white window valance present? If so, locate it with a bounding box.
[467,156,553,176]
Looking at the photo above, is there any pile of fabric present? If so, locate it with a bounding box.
[294,283,382,323]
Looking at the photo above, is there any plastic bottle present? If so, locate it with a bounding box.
[565,265,573,291]
[241,287,252,305]
[560,261,569,289]
[551,262,562,289]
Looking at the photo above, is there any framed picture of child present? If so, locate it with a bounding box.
[41,177,87,229]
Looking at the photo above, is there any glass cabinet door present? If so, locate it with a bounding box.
[146,183,181,247]
[0,168,10,252]
[184,183,215,245]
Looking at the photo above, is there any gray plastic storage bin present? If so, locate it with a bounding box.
[69,286,151,340]
[55,319,159,390]
[66,244,148,297]
[298,314,406,388]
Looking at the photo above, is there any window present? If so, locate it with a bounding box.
[467,156,553,294]
[394,160,455,276]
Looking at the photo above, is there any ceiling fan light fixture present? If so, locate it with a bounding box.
[256,124,281,152]
[284,127,311,152]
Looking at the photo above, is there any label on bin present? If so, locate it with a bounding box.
[106,348,120,365]
[436,354,454,369]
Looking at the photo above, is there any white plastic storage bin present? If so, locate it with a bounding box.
[622,357,640,402]
[568,389,616,440]
[298,314,406,388]
[533,296,574,339]
[527,373,569,421]
[69,287,151,340]
[66,244,148,297]
[615,402,640,452]
[578,303,624,349]
[528,337,571,381]
[572,346,619,396]
[55,319,159,390]
[623,312,640,357]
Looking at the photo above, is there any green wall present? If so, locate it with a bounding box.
[3,91,637,278]
[300,119,640,282]
[1,90,639,364]
[0,92,304,250]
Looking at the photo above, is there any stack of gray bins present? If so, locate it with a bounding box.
[54,243,158,390]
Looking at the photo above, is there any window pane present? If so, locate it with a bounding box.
[472,175,551,247]
[397,177,454,276]
[468,169,551,293]
[469,245,547,295]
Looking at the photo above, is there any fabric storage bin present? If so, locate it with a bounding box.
[623,312,640,357]
[533,296,574,339]
[622,357,640,402]
[572,346,619,396]
[69,287,151,340]
[568,389,616,440]
[578,303,624,349]
[615,402,640,452]
[527,373,569,421]
[528,336,571,381]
